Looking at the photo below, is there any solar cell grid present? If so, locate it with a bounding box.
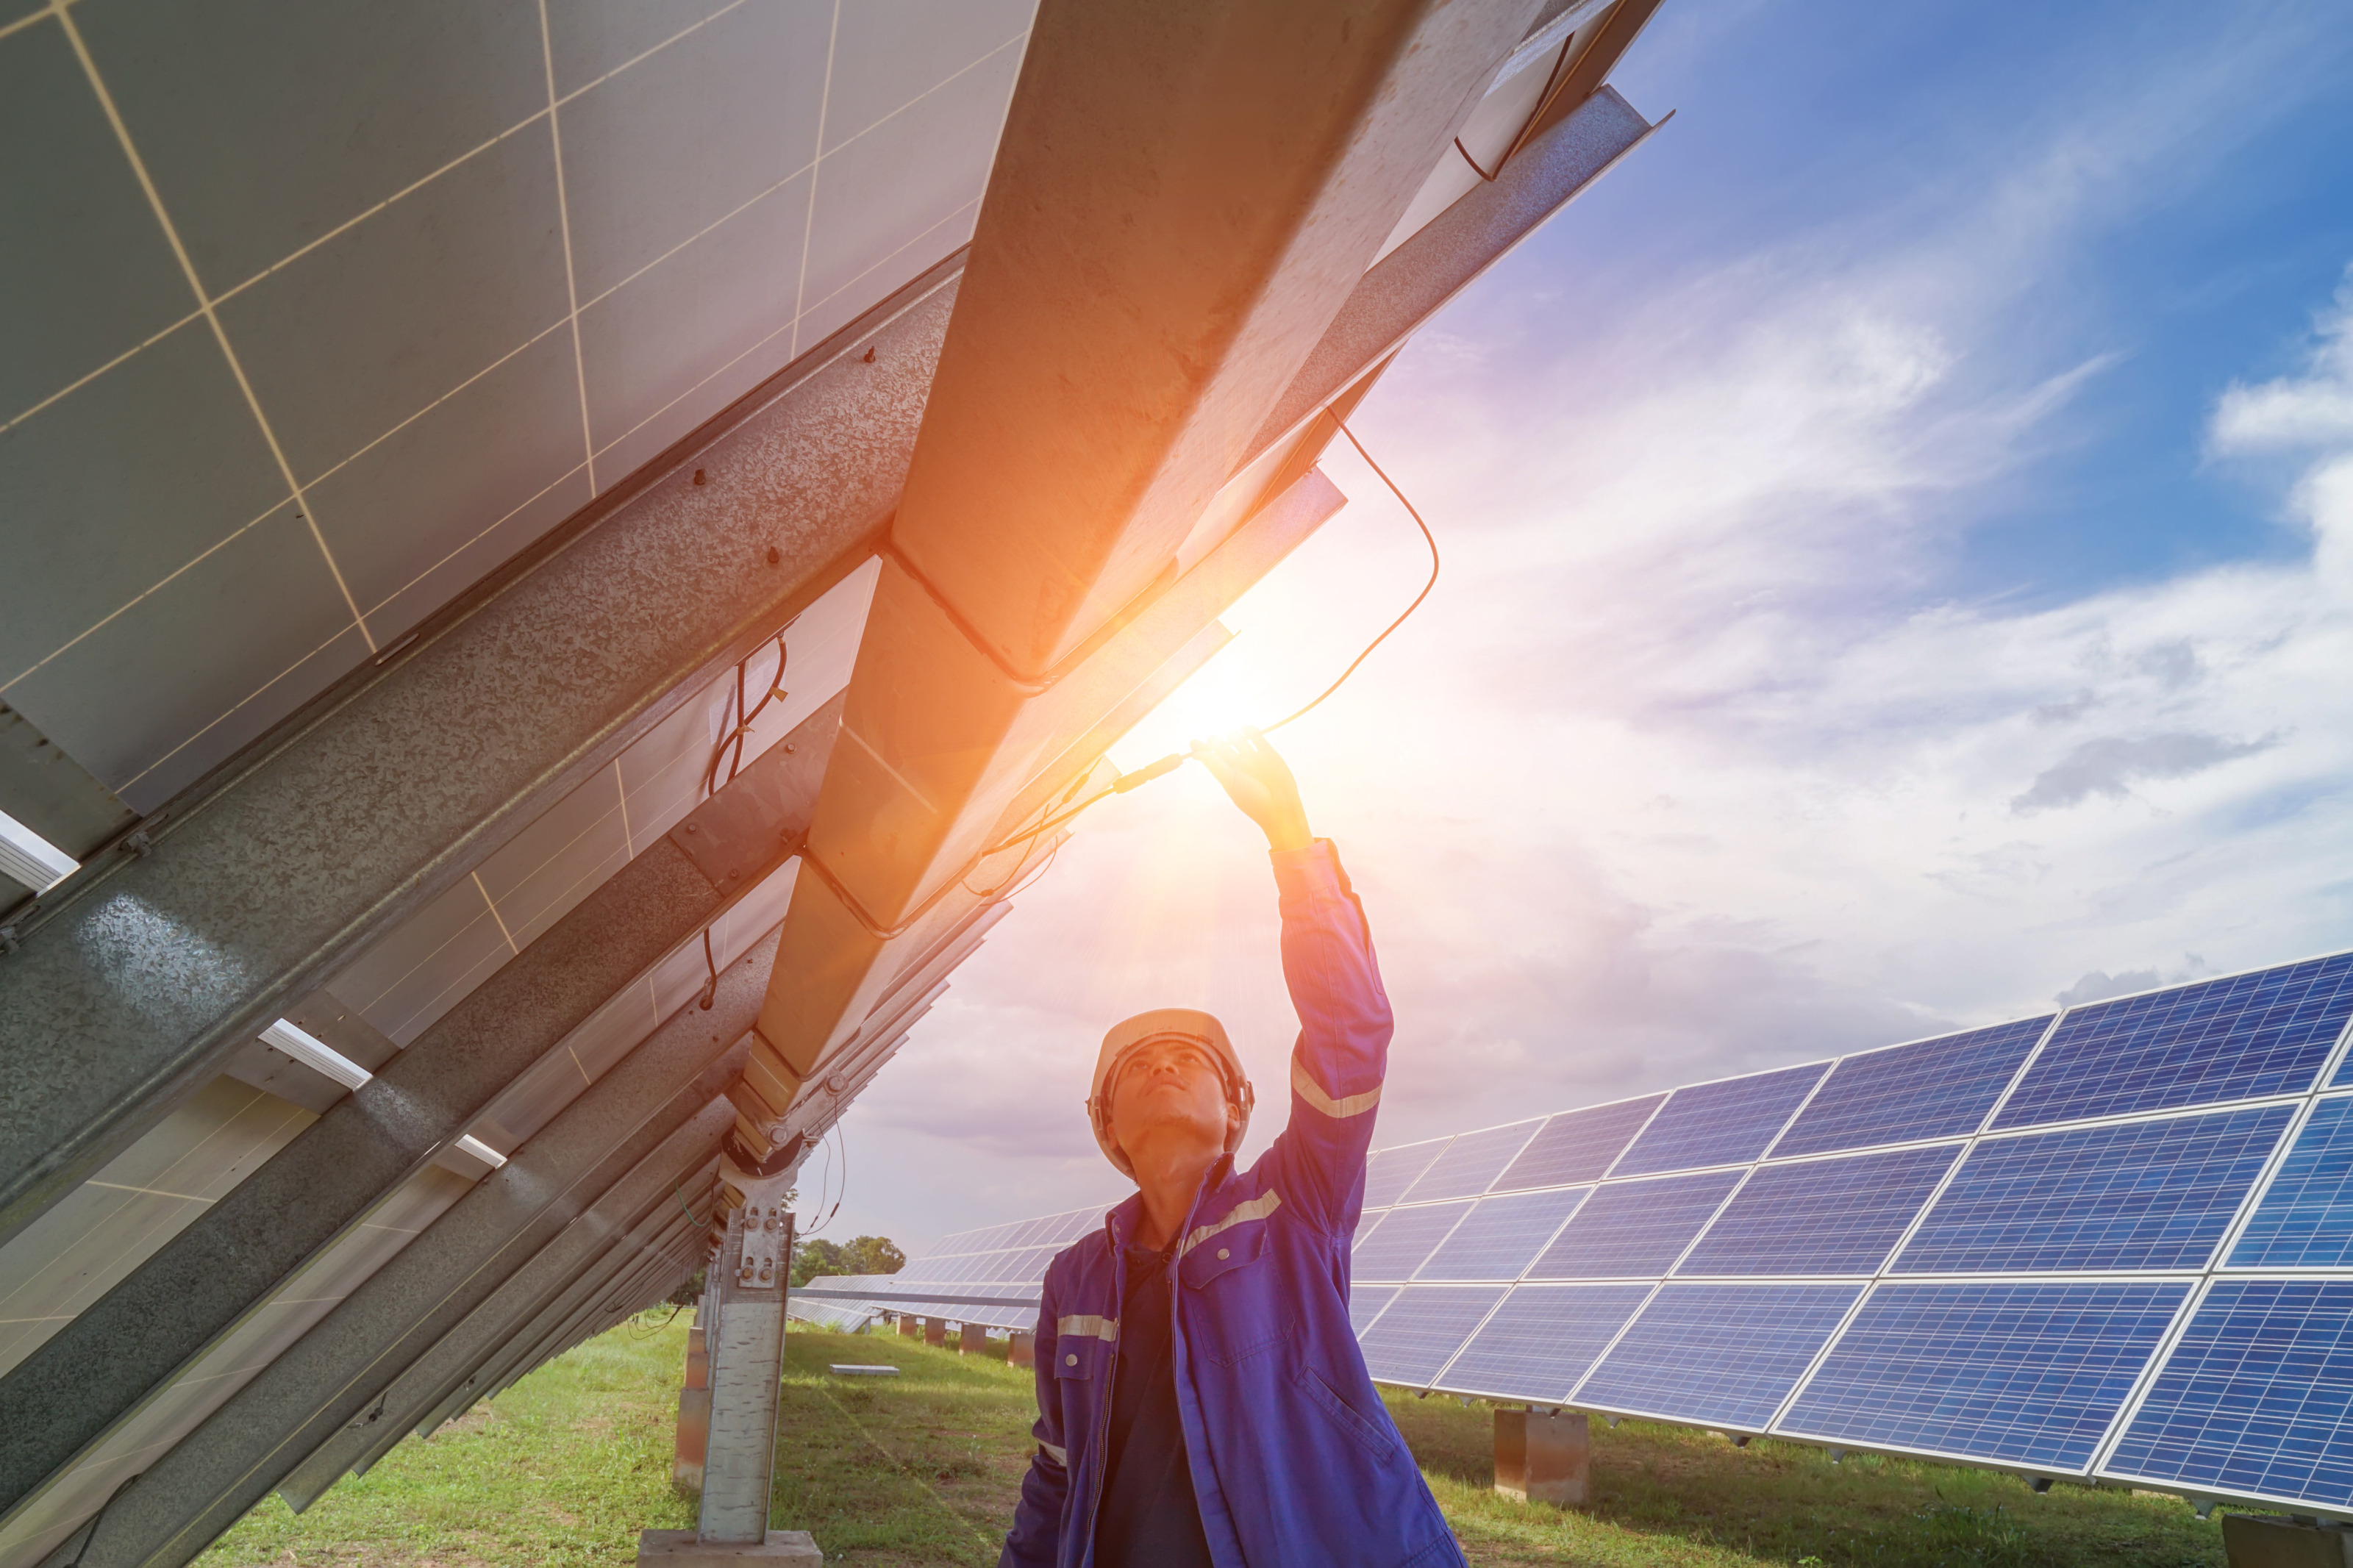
[1358,1286,1508,1387]
[1363,1139,1452,1209]
[1416,1187,1590,1281]
[2106,1278,2353,1507]
[1529,1170,1743,1280]
[1437,1283,1652,1402]
[2232,1097,2353,1267]
[1491,1096,1665,1192]
[1576,1282,1861,1430]
[1782,1280,2189,1471]
[1995,953,2353,1130]
[1895,1104,2293,1274]
[1771,1018,2050,1159]
[1353,1200,1474,1281]
[1350,1284,1401,1336]
[1611,1063,1829,1178]
[1402,1120,1546,1203]
[1677,1145,1958,1277]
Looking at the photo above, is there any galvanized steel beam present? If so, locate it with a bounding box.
[0,701,840,1525]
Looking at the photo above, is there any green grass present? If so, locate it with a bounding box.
[199,1317,2229,1567]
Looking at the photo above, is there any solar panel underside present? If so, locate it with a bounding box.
[1895,1104,2292,1273]
[2107,1278,2353,1506]
[1577,1282,1862,1430]
[1781,1281,2189,1470]
[1677,1145,1957,1277]
[1611,1064,1829,1178]
[1995,953,2353,1130]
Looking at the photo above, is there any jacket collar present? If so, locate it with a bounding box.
[1102,1153,1238,1253]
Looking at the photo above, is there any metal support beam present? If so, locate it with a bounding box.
[46,1056,746,1568]
[696,1188,793,1543]
[0,701,839,1522]
[0,255,962,1251]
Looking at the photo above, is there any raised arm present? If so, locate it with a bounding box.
[1192,731,1391,1233]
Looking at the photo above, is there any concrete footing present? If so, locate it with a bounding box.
[672,1388,710,1494]
[636,1528,821,1564]
[1495,1408,1590,1507]
[898,1314,920,1339]
[960,1322,988,1354]
[2223,1514,2353,1567]
[924,1317,946,1347]
[1009,1331,1034,1368]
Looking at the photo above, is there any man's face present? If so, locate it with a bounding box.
[1107,1036,1234,1164]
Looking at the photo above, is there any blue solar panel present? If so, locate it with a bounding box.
[2231,1097,2353,1267]
[1995,955,2353,1129]
[1677,1145,1959,1277]
[1527,1170,1742,1279]
[2106,1279,2353,1507]
[1357,1285,1508,1387]
[1895,1105,2293,1273]
[1611,1063,1829,1177]
[1771,1019,2050,1158]
[1402,1119,1546,1203]
[1437,1284,1654,1402]
[1491,1096,1665,1192]
[1362,1138,1453,1209]
[1783,1280,2188,1470]
[1576,1282,1861,1429]
[1417,1188,1590,1281]
[1352,1201,1473,1281]
[1349,1284,1400,1336]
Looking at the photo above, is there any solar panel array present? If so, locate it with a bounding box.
[801,1206,1101,1333]
[1349,951,2353,1516]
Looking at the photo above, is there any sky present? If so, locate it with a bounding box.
[799,0,2353,1254]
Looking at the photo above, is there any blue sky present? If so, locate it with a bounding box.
[805,0,2353,1251]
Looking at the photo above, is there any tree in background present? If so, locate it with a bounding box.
[791,1234,905,1286]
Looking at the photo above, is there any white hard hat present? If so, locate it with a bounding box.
[1088,1008,1254,1177]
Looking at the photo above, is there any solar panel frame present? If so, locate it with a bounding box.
[1777,1278,2195,1474]
[1676,1144,1960,1278]
[1357,1284,1510,1388]
[1415,1187,1591,1282]
[1490,1095,1668,1192]
[1352,1200,1477,1282]
[1893,1103,2295,1275]
[2100,1277,2353,1508]
[1993,953,2353,1131]
[1768,1017,2052,1159]
[1399,1119,1546,1203]
[1527,1169,1744,1281]
[1432,1282,1654,1403]
[1573,1281,1864,1431]
[1610,1062,1832,1178]
[1362,1138,1454,1210]
[2227,1094,2353,1269]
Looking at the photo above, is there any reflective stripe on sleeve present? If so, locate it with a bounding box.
[1181,1191,1282,1257]
[1056,1314,1118,1342]
[1040,1440,1068,1467]
[1291,1056,1381,1118]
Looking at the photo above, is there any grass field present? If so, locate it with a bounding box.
[199,1314,2229,1567]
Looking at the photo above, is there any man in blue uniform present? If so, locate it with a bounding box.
[999,729,1463,1568]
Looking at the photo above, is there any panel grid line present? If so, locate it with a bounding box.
[536,0,599,499]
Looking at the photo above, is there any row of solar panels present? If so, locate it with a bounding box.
[823,952,2353,1516]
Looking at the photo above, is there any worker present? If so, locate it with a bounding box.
[999,728,1462,1567]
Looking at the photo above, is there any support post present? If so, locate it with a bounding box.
[959,1323,988,1356]
[924,1318,946,1348]
[673,1297,712,1495]
[1495,1408,1589,1507]
[638,1177,817,1564]
[1008,1331,1034,1369]
[2220,1514,2353,1567]
[898,1314,920,1340]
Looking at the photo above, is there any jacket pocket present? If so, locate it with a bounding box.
[1294,1364,1398,1460]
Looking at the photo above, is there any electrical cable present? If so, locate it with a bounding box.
[1453,27,1580,183]
[704,635,791,798]
[978,415,1440,856]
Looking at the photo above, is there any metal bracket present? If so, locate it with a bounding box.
[668,696,846,894]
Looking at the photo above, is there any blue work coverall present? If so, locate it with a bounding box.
[999,840,1464,1568]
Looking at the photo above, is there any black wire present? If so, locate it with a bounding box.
[975,415,1440,857]
[704,635,790,798]
[1453,29,1580,183]
[698,926,718,1010]
[60,1472,141,1567]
